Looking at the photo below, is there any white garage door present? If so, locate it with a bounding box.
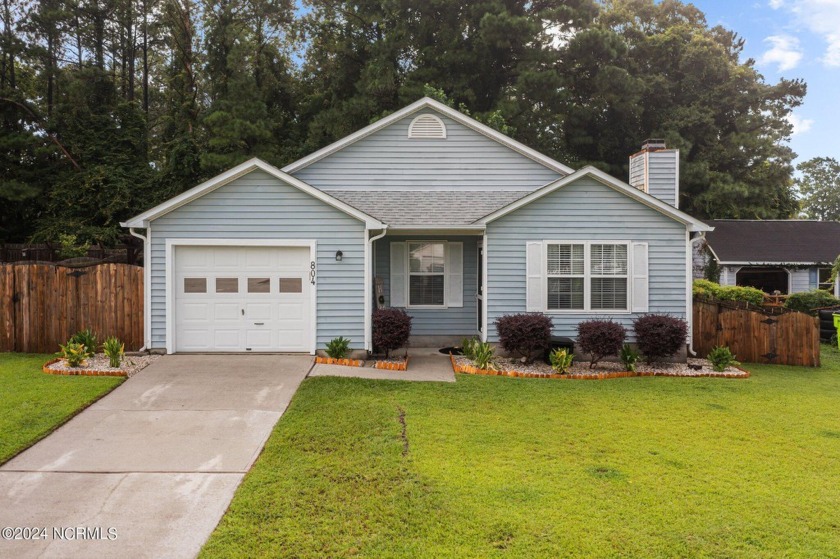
[173,245,312,352]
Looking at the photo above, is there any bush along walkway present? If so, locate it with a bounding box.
[450,354,750,380]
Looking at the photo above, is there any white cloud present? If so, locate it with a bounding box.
[768,0,785,8]
[786,112,814,136]
[778,0,840,67]
[759,35,804,71]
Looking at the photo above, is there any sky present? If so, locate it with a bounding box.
[690,0,840,166]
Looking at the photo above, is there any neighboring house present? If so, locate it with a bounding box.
[122,97,710,355]
[695,220,840,296]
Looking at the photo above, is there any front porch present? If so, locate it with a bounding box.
[372,232,484,346]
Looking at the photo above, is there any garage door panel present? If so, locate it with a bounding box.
[174,245,312,353]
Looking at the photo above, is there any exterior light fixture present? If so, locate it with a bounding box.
[335,250,343,262]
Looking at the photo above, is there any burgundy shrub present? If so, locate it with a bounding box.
[633,314,688,363]
[372,308,413,357]
[495,313,553,363]
[576,320,626,368]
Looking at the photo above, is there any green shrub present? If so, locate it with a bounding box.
[692,280,765,306]
[707,346,739,372]
[461,337,479,360]
[325,336,351,359]
[620,344,640,372]
[69,328,98,357]
[548,348,573,374]
[784,289,840,314]
[102,336,124,368]
[58,342,87,368]
[472,342,496,370]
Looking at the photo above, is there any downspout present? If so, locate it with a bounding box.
[687,231,707,356]
[128,227,149,353]
[365,226,389,352]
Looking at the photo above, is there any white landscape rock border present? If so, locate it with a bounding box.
[45,353,161,378]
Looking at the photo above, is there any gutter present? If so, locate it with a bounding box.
[128,227,150,353]
[365,226,389,352]
[687,231,707,356]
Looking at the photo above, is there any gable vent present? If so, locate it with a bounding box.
[408,114,447,139]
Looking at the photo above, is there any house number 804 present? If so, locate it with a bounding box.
[309,261,316,285]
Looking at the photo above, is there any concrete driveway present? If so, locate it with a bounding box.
[0,354,311,559]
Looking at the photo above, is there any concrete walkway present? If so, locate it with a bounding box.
[0,354,311,559]
[309,348,456,382]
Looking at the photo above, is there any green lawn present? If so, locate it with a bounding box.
[0,353,123,464]
[202,349,840,559]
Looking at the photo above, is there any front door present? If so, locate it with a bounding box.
[477,245,484,333]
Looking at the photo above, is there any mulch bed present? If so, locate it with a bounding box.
[451,354,749,380]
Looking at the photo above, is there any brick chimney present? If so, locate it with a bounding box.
[629,139,679,208]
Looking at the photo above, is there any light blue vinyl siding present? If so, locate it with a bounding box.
[794,268,813,292]
[485,177,688,343]
[148,169,366,350]
[374,236,479,336]
[647,150,678,208]
[292,112,562,191]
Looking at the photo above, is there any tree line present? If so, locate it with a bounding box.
[0,0,812,245]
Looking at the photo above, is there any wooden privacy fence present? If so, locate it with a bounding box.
[0,263,144,353]
[693,299,820,367]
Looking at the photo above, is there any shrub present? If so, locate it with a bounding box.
[576,320,626,369]
[372,308,412,358]
[633,314,688,363]
[494,313,553,363]
[325,336,351,359]
[69,328,98,357]
[620,344,640,372]
[102,337,124,368]
[784,289,840,314]
[461,337,479,360]
[549,348,573,374]
[58,342,87,368]
[692,280,765,306]
[472,341,496,370]
[707,346,739,372]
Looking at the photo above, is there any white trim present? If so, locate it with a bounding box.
[385,226,485,235]
[674,151,680,210]
[164,239,318,355]
[476,166,712,233]
[281,97,575,176]
[407,113,447,139]
[366,228,388,351]
[405,240,449,309]
[122,158,384,229]
[718,260,830,266]
[541,240,632,313]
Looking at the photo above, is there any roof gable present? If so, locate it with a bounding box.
[283,97,575,177]
[476,166,712,232]
[121,158,385,228]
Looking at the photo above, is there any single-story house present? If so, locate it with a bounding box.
[122,98,711,355]
[694,220,840,296]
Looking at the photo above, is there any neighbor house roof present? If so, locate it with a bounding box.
[324,190,529,227]
[705,219,840,264]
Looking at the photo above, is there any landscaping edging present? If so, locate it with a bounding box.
[449,354,750,379]
[42,358,127,377]
[314,356,365,367]
[374,357,409,371]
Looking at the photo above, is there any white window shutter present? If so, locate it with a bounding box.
[631,242,649,312]
[526,242,544,311]
[390,242,407,307]
[447,242,463,308]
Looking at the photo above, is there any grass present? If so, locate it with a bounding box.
[201,349,840,559]
[0,353,123,465]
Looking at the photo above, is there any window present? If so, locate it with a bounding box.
[819,268,833,291]
[248,278,270,293]
[545,242,629,311]
[408,241,445,307]
[215,278,238,293]
[279,278,302,293]
[184,278,206,293]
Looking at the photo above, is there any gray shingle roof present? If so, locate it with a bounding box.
[323,190,530,227]
[705,219,840,264]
